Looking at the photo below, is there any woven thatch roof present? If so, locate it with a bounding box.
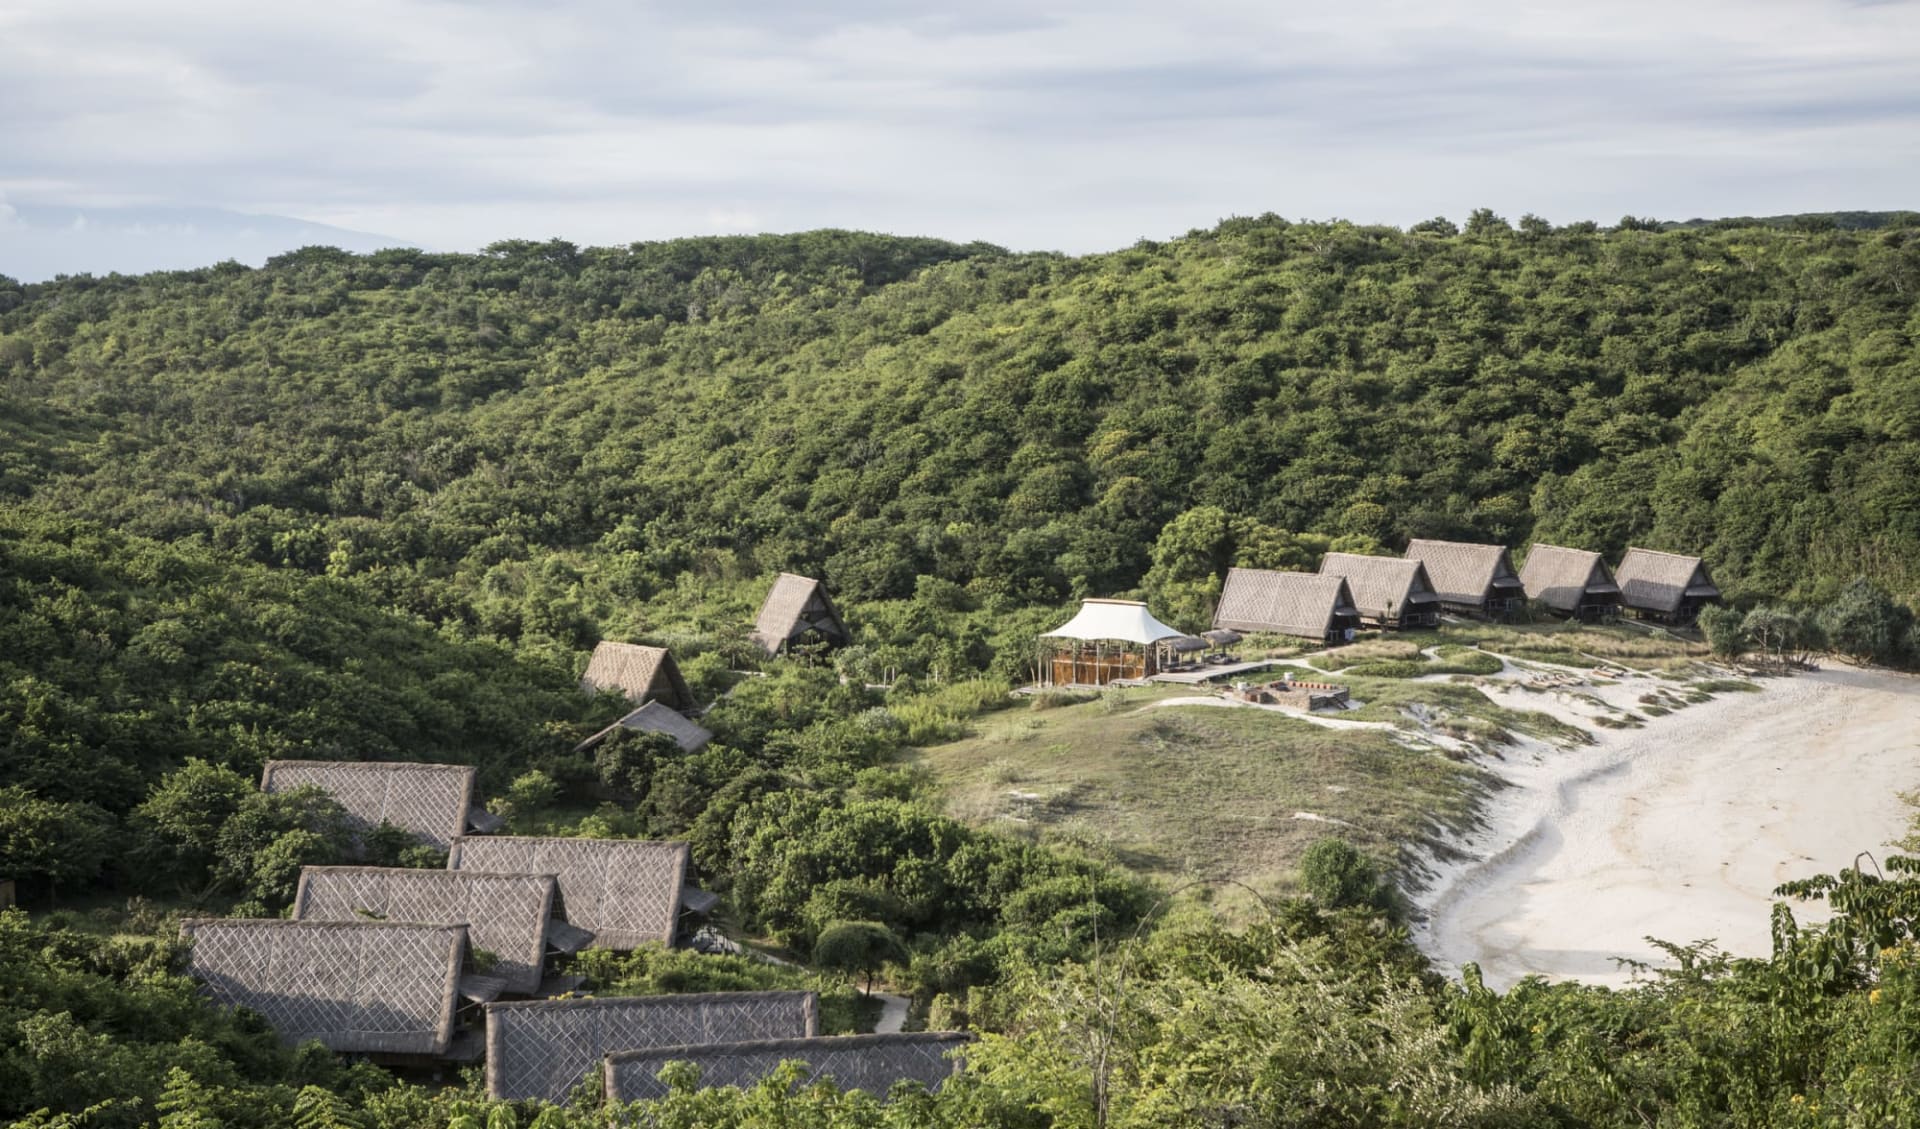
[1520,544,1620,613]
[260,761,475,852]
[448,836,688,950]
[486,991,820,1103]
[1403,539,1524,607]
[604,1031,972,1103]
[1318,553,1441,621]
[750,574,849,655]
[1213,569,1359,639]
[181,918,465,1056]
[581,642,693,710]
[575,701,713,754]
[1615,548,1720,614]
[292,867,558,996]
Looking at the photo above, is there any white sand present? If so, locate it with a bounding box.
[1418,665,1920,989]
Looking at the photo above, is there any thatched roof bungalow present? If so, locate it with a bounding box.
[1402,539,1525,617]
[604,1031,973,1103]
[750,573,849,656]
[448,836,688,950]
[180,918,468,1057]
[486,991,819,1103]
[1213,569,1361,645]
[259,761,484,852]
[292,867,560,996]
[581,642,694,711]
[1520,544,1622,621]
[575,701,713,755]
[1614,548,1721,623]
[1317,554,1442,629]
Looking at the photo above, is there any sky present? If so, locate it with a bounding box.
[3,0,1919,279]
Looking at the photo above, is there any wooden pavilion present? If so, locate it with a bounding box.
[1038,599,1187,687]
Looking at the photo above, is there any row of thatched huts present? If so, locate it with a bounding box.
[1211,542,1721,642]
[1033,542,1723,686]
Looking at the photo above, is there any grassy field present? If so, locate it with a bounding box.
[1430,619,1711,672]
[913,689,1495,913]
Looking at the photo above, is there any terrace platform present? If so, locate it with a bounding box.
[1150,658,1288,685]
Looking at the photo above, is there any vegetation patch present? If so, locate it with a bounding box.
[1342,678,1592,746]
[918,698,1493,908]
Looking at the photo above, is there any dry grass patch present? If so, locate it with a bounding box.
[1435,621,1708,671]
[915,696,1493,909]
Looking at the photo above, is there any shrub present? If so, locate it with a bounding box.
[1299,837,1393,914]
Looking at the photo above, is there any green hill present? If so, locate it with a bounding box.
[5,216,1920,1126]
[4,215,1918,644]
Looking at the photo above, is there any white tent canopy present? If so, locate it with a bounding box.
[1041,599,1185,645]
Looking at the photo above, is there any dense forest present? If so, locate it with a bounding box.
[4,213,1920,1126]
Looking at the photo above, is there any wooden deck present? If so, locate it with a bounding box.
[1150,658,1288,685]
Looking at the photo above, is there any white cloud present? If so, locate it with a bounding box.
[0,0,1917,273]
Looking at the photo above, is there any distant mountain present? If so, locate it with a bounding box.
[0,203,417,282]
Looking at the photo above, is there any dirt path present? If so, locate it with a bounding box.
[870,992,909,1034]
[1420,666,1920,988]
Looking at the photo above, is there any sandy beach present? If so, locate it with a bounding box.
[1418,664,1920,989]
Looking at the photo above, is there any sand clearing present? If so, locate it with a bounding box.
[1419,665,1920,989]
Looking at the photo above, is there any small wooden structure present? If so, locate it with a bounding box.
[1318,553,1442,629]
[580,642,694,711]
[605,1031,973,1104]
[292,867,564,996]
[0,878,14,909]
[750,573,850,656]
[574,700,713,754]
[1403,539,1526,617]
[180,919,478,1059]
[1520,544,1622,621]
[260,761,489,852]
[1038,599,1187,687]
[448,836,689,950]
[1614,548,1721,624]
[487,991,819,1103]
[1213,568,1361,645]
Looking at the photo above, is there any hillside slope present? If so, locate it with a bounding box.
[2,216,1916,646]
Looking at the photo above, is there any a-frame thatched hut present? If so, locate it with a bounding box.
[1402,539,1526,617]
[1317,554,1442,629]
[180,919,471,1058]
[580,642,694,711]
[448,836,688,950]
[292,867,560,996]
[1520,544,1622,621]
[574,700,713,754]
[604,1031,973,1103]
[1213,569,1361,644]
[751,573,849,656]
[1614,548,1722,623]
[486,991,819,1102]
[1038,599,1186,687]
[259,761,487,852]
